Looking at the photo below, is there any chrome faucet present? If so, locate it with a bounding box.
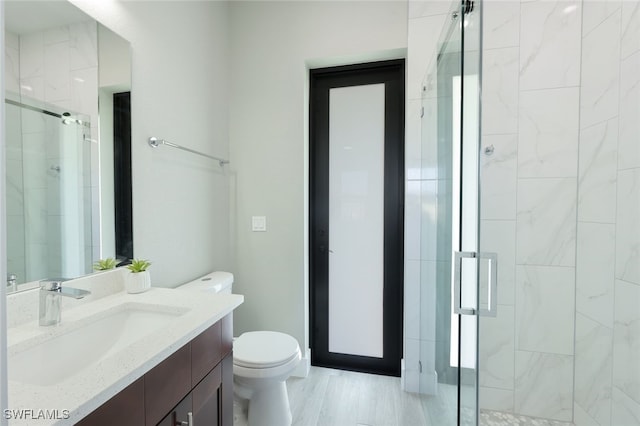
[39,279,91,326]
[7,274,17,292]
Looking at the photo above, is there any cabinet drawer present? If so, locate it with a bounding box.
[191,321,222,386]
[76,378,144,426]
[145,344,191,426]
[191,314,233,386]
[221,314,233,356]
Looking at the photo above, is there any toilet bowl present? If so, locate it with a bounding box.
[234,331,301,426]
[176,272,301,426]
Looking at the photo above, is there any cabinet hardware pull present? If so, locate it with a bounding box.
[177,412,193,426]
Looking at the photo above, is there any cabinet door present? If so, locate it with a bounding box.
[157,393,192,426]
[220,353,234,426]
[192,363,222,426]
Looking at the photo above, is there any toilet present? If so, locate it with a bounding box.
[177,272,301,426]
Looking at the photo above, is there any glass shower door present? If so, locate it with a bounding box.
[420,1,484,425]
[458,1,483,425]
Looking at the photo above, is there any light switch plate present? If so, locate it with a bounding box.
[252,216,267,232]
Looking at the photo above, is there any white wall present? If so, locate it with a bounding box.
[229,1,407,360]
[68,0,232,287]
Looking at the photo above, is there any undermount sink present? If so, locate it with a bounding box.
[9,304,187,386]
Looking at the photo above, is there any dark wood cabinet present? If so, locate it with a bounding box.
[157,359,226,426]
[79,314,234,426]
[192,363,222,424]
[192,320,222,386]
[157,392,192,426]
[146,344,192,426]
[76,378,145,426]
[220,353,234,426]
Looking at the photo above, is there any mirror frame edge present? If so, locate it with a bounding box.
[1,0,10,419]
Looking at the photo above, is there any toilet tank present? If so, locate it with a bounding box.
[177,271,233,294]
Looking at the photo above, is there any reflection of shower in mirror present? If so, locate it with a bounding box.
[4,99,93,289]
[3,0,134,294]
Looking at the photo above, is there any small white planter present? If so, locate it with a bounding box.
[125,270,151,294]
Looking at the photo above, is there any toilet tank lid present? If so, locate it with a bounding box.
[177,271,233,293]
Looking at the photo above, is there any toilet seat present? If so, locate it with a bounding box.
[234,331,300,369]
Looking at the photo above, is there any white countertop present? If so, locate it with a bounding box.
[6,287,243,425]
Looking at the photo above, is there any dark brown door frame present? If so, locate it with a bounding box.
[309,59,405,377]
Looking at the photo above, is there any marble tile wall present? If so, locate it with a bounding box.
[481,0,581,420]
[6,101,26,283]
[574,1,640,425]
[479,0,638,424]
[7,21,99,283]
[477,0,521,414]
[5,31,20,99]
[404,1,640,425]
[5,31,26,284]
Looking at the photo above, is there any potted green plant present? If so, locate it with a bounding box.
[93,257,118,271]
[125,259,152,294]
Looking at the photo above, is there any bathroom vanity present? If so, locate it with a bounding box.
[78,315,233,426]
[6,269,243,426]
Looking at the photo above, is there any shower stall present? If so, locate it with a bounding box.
[5,97,93,286]
[414,0,640,425]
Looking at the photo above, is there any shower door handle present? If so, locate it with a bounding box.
[479,252,498,317]
[453,251,477,315]
[453,251,498,317]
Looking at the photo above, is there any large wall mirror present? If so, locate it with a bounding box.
[4,0,132,293]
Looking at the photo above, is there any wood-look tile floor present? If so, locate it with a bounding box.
[233,366,575,426]
[287,366,429,426]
